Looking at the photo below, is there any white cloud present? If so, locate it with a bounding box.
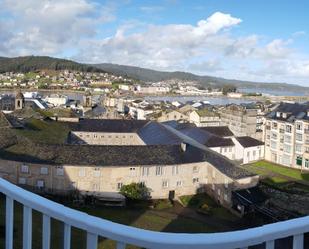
[0,2,309,85]
[0,0,115,56]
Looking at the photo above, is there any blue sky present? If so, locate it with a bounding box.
[0,0,309,85]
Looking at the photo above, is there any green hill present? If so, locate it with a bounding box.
[0,56,103,73]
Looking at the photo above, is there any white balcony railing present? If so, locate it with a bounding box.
[0,178,308,249]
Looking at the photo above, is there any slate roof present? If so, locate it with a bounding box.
[0,143,204,166]
[137,122,183,145]
[266,102,309,122]
[67,119,149,133]
[236,136,264,148]
[201,126,234,137]
[0,142,254,179]
[176,126,234,147]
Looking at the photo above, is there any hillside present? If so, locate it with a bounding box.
[0,56,307,92]
[94,63,309,92]
[0,56,104,73]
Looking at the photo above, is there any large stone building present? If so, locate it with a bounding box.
[264,102,309,171]
[220,104,259,138]
[0,118,259,213]
[67,119,182,145]
[189,109,221,127]
[0,143,258,210]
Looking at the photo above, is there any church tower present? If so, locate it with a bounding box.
[15,90,25,110]
[83,91,92,108]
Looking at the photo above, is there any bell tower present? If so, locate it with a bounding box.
[15,90,25,110]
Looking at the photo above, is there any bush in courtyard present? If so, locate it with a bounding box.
[120,183,151,200]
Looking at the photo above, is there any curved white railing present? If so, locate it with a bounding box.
[0,178,308,249]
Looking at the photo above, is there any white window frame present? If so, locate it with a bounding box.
[21,164,29,173]
[40,167,48,175]
[56,166,64,176]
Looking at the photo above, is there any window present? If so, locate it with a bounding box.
[117,182,123,190]
[56,166,64,176]
[296,133,303,142]
[79,168,86,177]
[162,180,169,188]
[284,144,292,153]
[271,132,277,139]
[272,122,278,129]
[142,167,149,177]
[172,165,179,175]
[305,159,309,168]
[217,188,221,196]
[224,193,228,201]
[286,125,292,133]
[271,141,277,150]
[295,144,302,153]
[176,180,183,187]
[193,177,199,184]
[140,181,146,187]
[21,164,29,173]
[282,154,291,166]
[193,166,199,173]
[156,166,163,176]
[37,180,44,188]
[40,167,48,175]
[229,147,232,152]
[247,151,250,158]
[130,167,136,176]
[253,151,256,158]
[296,123,302,131]
[212,170,216,178]
[93,167,101,177]
[18,177,26,185]
[285,135,292,144]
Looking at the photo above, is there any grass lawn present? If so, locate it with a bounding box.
[250,160,309,182]
[0,197,222,249]
[15,119,70,144]
[179,194,237,222]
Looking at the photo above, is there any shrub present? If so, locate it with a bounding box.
[120,183,151,200]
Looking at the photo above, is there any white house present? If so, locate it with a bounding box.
[233,136,264,164]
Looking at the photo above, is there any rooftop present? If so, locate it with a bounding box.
[236,136,264,148]
[67,119,149,133]
[201,126,234,137]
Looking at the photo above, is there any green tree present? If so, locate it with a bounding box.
[222,84,237,95]
[120,183,151,200]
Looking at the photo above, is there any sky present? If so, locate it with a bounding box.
[0,0,309,85]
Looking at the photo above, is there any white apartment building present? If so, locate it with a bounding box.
[264,102,309,171]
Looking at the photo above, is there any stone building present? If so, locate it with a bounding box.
[67,119,183,146]
[0,143,258,210]
[220,104,258,138]
[15,91,25,110]
[189,109,221,127]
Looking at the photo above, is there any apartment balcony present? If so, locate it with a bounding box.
[304,129,309,135]
[1,178,309,249]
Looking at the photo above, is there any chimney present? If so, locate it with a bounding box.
[181,142,187,152]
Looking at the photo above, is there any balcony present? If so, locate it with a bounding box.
[0,178,308,249]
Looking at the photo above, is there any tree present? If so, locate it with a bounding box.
[120,183,151,200]
[222,84,237,95]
